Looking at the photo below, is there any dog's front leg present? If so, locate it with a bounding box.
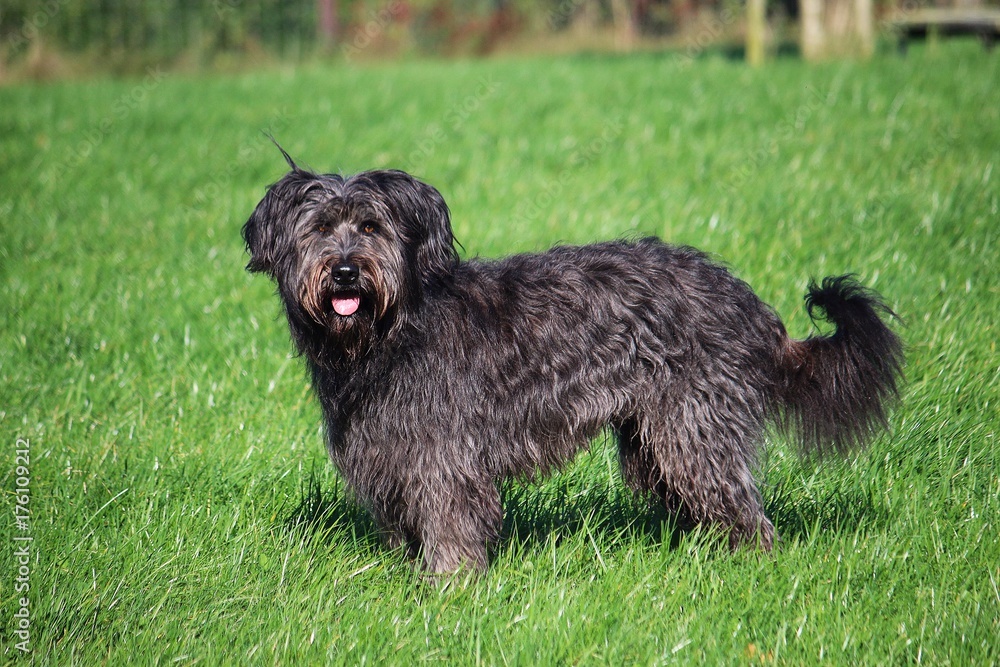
[412,473,503,574]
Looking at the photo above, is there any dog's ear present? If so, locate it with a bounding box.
[373,170,459,283]
[412,180,459,283]
[242,169,316,276]
[242,188,282,275]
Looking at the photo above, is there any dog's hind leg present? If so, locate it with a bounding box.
[616,417,693,528]
[617,403,775,551]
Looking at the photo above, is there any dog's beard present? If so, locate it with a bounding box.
[297,260,399,361]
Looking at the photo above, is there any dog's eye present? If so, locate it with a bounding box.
[361,221,378,235]
[316,224,330,234]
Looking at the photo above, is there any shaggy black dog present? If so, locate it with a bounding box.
[242,154,903,574]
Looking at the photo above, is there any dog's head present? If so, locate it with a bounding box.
[242,153,458,359]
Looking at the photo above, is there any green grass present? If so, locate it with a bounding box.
[2,42,999,664]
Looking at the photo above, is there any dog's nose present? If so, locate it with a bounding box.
[332,263,359,286]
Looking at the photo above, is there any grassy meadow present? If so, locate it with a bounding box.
[1,42,999,664]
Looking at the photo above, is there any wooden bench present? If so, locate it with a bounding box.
[888,8,1000,52]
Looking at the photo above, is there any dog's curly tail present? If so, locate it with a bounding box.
[777,275,904,456]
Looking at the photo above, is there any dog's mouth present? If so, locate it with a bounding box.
[331,293,361,317]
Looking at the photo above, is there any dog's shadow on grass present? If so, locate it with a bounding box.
[283,473,385,555]
[762,473,891,547]
[281,466,890,564]
[499,480,686,555]
[501,473,892,557]
[280,470,684,562]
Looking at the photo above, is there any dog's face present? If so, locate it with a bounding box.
[243,166,458,358]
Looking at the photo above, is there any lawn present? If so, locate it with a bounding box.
[1,42,998,664]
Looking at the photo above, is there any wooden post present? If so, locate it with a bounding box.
[801,0,825,60]
[855,0,875,58]
[317,0,340,50]
[610,0,636,51]
[747,0,767,66]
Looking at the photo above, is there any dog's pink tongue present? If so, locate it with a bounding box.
[332,296,360,317]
